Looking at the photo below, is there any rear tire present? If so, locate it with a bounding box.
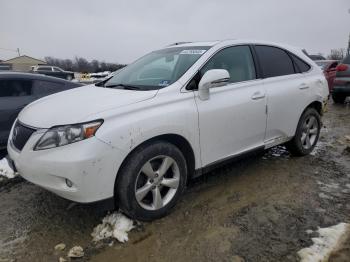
[332,93,346,104]
[116,141,187,221]
[66,75,73,81]
[286,108,321,156]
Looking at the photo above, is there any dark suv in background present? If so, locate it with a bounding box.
[332,55,350,103]
[31,65,75,80]
[0,72,82,149]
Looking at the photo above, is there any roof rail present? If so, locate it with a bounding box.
[167,42,192,47]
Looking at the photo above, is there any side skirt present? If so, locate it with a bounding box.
[193,146,265,178]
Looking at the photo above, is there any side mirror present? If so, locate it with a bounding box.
[198,69,230,100]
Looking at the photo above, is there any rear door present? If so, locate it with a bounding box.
[254,45,313,146]
[0,79,34,146]
[194,45,267,166]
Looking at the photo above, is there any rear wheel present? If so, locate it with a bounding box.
[332,93,346,104]
[116,141,187,221]
[66,75,73,81]
[286,108,321,156]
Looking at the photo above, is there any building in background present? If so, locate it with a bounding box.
[0,55,46,72]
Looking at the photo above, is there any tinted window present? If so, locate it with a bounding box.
[53,67,62,72]
[32,80,65,96]
[0,79,32,97]
[255,45,295,78]
[200,46,256,83]
[290,53,311,73]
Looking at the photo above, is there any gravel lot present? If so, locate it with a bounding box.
[0,102,349,262]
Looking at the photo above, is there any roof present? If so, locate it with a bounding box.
[309,54,326,61]
[314,60,338,63]
[2,55,46,64]
[164,39,308,59]
[165,39,305,50]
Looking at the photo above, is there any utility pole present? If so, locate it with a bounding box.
[16,48,20,56]
[348,9,350,55]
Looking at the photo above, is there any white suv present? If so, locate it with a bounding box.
[8,40,328,221]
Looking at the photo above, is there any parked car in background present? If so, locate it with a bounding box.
[31,65,75,81]
[0,72,82,149]
[332,55,350,103]
[7,40,328,221]
[315,60,339,92]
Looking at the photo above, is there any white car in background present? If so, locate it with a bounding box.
[8,40,329,221]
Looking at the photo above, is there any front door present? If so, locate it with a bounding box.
[194,45,267,166]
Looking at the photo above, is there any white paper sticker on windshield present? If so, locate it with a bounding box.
[180,50,206,55]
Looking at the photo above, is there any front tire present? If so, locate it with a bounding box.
[286,108,321,156]
[332,93,346,104]
[116,141,187,221]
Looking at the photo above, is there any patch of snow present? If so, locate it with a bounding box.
[318,192,333,200]
[0,157,17,179]
[298,223,350,262]
[310,141,327,156]
[91,212,134,243]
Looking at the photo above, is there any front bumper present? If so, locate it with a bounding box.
[7,129,125,203]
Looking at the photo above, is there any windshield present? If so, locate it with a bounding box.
[103,46,210,90]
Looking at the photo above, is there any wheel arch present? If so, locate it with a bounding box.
[306,100,323,116]
[291,100,323,137]
[114,133,196,194]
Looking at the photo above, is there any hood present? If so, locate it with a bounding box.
[19,85,158,128]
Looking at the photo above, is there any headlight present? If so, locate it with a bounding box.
[34,120,103,150]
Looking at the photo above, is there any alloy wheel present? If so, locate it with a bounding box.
[134,155,180,211]
[300,115,319,150]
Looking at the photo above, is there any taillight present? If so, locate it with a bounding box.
[336,64,349,71]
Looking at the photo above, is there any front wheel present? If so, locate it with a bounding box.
[286,108,321,156]
[116,141,187,221]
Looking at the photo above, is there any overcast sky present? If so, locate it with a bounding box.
[1,0,349,64]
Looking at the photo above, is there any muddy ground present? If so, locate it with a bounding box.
[0,102,349,262]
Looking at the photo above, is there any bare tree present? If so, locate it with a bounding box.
[327,48,346,60]
[44,56,126,72]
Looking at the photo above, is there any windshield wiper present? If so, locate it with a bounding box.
[104,84,142,90]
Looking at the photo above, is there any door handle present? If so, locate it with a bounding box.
[251,91,265,100]
[299,83,309,90]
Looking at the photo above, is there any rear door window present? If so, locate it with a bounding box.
[37,67,52,71]
[255,45,295,78]
[0,79,32,97]
[32,80,65,96]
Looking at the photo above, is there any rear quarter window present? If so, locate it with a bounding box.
[290,54,311,73]
[255,45,295,78]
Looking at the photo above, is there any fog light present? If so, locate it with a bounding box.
[65,179,73,188]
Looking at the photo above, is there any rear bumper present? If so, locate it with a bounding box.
[332,85,350,95]
[7,130,125,203]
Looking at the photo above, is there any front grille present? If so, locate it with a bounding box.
[12,121,36,151]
